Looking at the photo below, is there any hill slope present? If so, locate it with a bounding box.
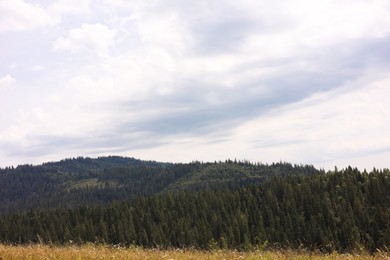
[0,156,317,215]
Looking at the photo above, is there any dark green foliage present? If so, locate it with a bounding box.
[0,166,389,253]
[0,157,315,216]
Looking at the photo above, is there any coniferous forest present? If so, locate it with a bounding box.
[0,156,389,253]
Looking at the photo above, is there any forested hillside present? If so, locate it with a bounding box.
[0,167,389,253]
[0,156,316,215]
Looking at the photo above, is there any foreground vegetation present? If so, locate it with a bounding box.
[0,244,389,260]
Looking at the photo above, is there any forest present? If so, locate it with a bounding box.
[0,156,316,215]
[0,157,389,253]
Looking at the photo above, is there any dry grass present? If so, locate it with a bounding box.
[0,244,388,260]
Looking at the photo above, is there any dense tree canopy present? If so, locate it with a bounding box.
[0,157,316,215]
[0,160,388,253]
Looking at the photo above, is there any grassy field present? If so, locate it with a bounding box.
[0,244,389,259]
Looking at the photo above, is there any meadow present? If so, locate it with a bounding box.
[0,244,389,260]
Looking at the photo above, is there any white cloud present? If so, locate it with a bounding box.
[135,12,192,54]
[0,0,94,32]
[48,0,91,16]
[0,75,16,91]
[0,0,58,32]
[52,23,116,55]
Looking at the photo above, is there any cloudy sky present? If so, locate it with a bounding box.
[1,0,390,170]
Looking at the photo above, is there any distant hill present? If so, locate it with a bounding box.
[0,156,317,215]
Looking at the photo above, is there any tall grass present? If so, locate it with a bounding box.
[0,244,388,259]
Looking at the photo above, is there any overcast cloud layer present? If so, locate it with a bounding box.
[1,0,390,170]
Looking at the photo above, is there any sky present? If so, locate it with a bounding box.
[1,0,390,170]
